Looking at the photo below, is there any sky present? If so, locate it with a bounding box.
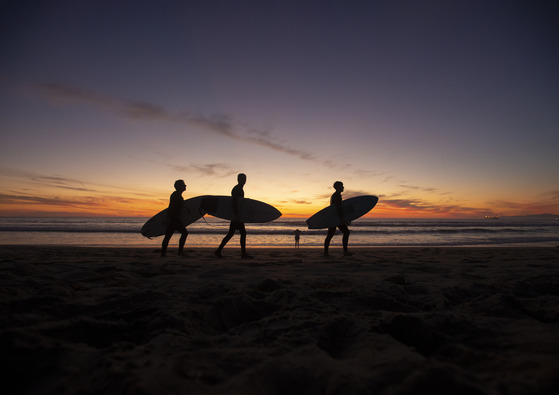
[1,0,558,218]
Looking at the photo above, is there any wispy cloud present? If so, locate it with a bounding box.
[381,198,486,216]
[1,167,158,198]
[0,192,160,216]
[545,189,559,201]
[397,184,438,193]
[0,167,166,216]
[169,163,239,178]
[487,199,559,215]
[34,83,317,162]
[29,82,460,211]
[278,199,313,205]
[0,193,81,207]
[34,83,405,174]
[2,168,95,192]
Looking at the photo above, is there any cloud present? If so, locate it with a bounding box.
[31,83,456,203]
[0,193,80,207]
[1,168,95,192]
[0,168,166,216]
[545,190,559,201]
[0,192,161,217]
[169,163,238,178]
[397,184,438,193]
[0,167,157,198]
[125,101,168,120]
[34,83,317,162]
[30,175,94,192]
[35,83,412,172]
[381,198,485,216]
[487,199,559,215]
[279,199,313,205]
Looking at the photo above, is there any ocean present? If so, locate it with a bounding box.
[0,217,558,248]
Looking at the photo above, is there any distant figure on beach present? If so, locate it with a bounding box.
[161,179,188,257]
[294,229,301,248]
[215,173,252,258]
[324,181,352,256]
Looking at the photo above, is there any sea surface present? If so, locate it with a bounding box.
[0,217,558,248]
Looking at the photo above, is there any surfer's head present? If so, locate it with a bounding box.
[174,179,186,191]
[237,173,247,185]
[333,181,344,192]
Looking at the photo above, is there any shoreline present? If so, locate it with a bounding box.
[2,246,559,394]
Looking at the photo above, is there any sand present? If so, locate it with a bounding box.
[1,246,559,394]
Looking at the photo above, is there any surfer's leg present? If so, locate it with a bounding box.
[339,224,351,253]
[177,227,188,255]
[324,227,336,255]
[216,232,233,252]
[216,222,236,256]
[239,223,250,257]
[161,228,174,257]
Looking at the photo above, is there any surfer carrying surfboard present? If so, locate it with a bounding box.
[324,181,353,256]
[215,173,252,258]
[161,179,189,257]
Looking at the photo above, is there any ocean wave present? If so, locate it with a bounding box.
[0,226,555,236]
[1,217,558,247]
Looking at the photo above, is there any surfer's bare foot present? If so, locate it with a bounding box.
[214,250,223,258]
[344,251,354,256]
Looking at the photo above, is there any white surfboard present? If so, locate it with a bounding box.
[141,195,209,238]
[306,195,378,229]
[201,195,281,223]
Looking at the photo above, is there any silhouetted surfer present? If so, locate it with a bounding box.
[215,173,252,258]
[324,181,353,256]
[161,180,188,257]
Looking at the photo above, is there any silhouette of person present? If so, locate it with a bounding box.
[161,179,188,257]
[294,229,301,248]
[215,173,252,258]
[324,181,353,256]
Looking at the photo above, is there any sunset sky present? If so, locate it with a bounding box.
[1,0,558,218]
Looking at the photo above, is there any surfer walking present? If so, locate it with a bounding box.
[324,181,353,256]
[161,179,188,257]
[215,173,252,258]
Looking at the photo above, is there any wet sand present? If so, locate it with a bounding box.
[1,246,559,394]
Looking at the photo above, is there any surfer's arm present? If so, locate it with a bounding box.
[336,203,345,225]
[231,186,241,221]
[333,194,344,225]
[232,196,239,220]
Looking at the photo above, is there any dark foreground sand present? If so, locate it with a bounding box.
[1,246,559,394]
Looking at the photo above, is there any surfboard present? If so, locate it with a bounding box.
[306,195,378,229]
[200,195,282,223]
[140,195,209,238]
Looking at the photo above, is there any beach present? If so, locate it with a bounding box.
[2,246,559,394]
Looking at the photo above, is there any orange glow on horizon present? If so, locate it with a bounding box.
[1,189,556,219]
[0,201,489,219]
